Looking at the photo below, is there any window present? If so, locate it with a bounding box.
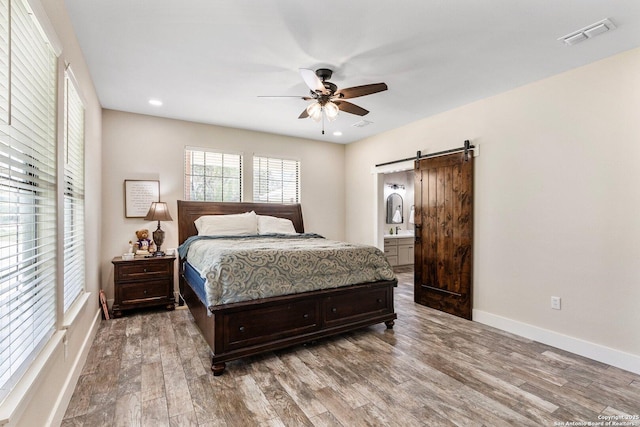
[0,0,58,400]
[63,72,85,312]
[253,156,300,204]
[0,0,7,126]
[184,148,242,202]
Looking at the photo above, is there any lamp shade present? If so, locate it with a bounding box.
[144,202,173,222]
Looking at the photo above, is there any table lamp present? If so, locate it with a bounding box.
[144,201,173,256]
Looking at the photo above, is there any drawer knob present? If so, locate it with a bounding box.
[239,326,245,332]
[303,313,309,319]
[331,307,337,313]
[143,268,147,273]
[377,298,382,303]
[144,290,147,295]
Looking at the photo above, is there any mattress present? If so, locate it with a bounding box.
[183,261,207,304]
[179,234,396,307]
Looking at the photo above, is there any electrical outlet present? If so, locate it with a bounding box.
[551,296,561,310]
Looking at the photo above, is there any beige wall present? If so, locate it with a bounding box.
[345,48,640,369]
[100,110,345,301]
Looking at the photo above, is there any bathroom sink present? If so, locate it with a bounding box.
[384,230,415,238]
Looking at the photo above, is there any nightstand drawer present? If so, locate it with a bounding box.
[116,260,172,281]
[119,280,169,304]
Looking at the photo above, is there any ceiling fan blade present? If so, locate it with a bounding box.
[298,109,309,119]
[335,83,388,99]
[258,95,308,99]
[299,68,328,94]
[335,100,369,116]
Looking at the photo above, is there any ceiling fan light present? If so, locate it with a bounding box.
[306,102,322,122]
[325,101,339,121]
[306,102,320,115]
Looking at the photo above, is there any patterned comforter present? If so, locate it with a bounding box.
[179,234,396,307]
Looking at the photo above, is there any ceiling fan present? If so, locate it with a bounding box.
[262,68,388,133]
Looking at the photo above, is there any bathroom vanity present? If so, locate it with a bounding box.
[383,235,414,266]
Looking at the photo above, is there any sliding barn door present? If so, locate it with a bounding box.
[414,152,473,319]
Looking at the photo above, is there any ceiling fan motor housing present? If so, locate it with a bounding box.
[323,81,337,95]
[315,68,333,81]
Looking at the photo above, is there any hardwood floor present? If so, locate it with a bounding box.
[62,269,640,426]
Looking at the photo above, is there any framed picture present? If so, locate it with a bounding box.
[124,180,160,218]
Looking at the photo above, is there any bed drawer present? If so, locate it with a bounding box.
[224,300,320,350]
[324,286,391,327]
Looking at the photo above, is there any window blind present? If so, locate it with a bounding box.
[0,0,57,400]
[63,72,85,312]
[184,148,242,202]
[253,156,300,204]
[0,0,8,125]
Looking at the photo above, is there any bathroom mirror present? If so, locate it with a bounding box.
[386,193,403,224]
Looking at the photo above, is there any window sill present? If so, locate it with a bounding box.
[62,292,91,329]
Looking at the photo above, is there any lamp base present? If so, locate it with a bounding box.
[152,226,165,255]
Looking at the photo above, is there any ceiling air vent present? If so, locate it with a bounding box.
[352,119,373,128]
[559,18,616,46]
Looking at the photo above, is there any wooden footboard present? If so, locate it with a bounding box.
[180,272,397,375]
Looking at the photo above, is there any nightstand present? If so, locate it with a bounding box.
[111,255,176,317]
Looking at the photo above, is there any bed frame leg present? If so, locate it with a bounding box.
[385,320,395,329]
[212,362,226,376]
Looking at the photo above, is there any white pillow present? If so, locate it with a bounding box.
[195,211,258,236]
[257,215,297,235]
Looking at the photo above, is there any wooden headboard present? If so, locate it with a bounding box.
[177,201,305,245]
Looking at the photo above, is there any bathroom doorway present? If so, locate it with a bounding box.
[374,163,416,303]
[374,163,416,273]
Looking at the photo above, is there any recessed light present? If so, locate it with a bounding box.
[333,131,342,136]
[149,99,163,106]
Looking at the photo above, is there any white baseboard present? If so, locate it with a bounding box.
[473,309,640,375]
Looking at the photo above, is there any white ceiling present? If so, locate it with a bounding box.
[64,0,640,144]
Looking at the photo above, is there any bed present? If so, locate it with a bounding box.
[177,200,398,375]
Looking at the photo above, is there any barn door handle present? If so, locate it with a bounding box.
[414,224,422,243]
